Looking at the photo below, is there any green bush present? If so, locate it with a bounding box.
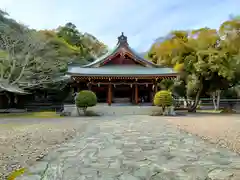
[154,90,173,112]
[75,90,97,115]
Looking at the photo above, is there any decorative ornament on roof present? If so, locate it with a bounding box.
[117,32,128,45]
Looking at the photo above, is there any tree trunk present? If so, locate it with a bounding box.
[216,90,221,110]
[4,92,13,108]
[162,106,166,115]
[76,107,80,116]
[188,83,203,112]
[83,107,87,115]
[212,92,217,110]
[212,90,221,110]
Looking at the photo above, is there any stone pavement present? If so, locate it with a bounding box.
[17,116,240,180]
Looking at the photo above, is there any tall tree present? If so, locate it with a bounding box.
[0,24,69,96]
[148,27,239,112]
[57,22,83,47]
[39,30,80,65]
[56,22,107,63]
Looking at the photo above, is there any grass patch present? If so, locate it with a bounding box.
[0,111,61,118]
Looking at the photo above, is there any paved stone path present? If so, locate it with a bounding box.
[17,116,240,180]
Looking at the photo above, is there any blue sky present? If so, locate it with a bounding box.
[1,0,239,51]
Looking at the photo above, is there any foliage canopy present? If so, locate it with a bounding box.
[148,17,240,111]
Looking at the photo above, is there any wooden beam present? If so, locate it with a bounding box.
[107,84,112,106]
[71,75,178,80]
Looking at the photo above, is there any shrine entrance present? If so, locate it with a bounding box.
[139,85,152,103]
[112,85,133,103]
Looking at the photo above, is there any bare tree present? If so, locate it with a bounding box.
[0,25,69,103]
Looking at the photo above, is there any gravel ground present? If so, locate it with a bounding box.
[0,115,240,179]
[0,117,90,179]
[167,114,240,154]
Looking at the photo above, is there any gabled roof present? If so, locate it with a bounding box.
[82,32,158,68]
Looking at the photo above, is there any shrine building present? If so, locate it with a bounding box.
[67,32,178,105]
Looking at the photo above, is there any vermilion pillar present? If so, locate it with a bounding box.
[135,84,138,104]
[107,84,112,106]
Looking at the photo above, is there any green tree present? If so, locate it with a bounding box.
[56,22,107,63]
[154,90,173,113]
[148,27,240,112]
[75,90,97,115]
[39,30,80,66]
[57,22,82,47]
[0,23,69,105]
[158,79,174,91]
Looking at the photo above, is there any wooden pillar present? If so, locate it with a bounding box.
[135,84,138,104]
[131,85,134,103]
[107,84,112,106]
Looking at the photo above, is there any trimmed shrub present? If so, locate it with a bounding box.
[154,90,173,112]
[75,90,97,115]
